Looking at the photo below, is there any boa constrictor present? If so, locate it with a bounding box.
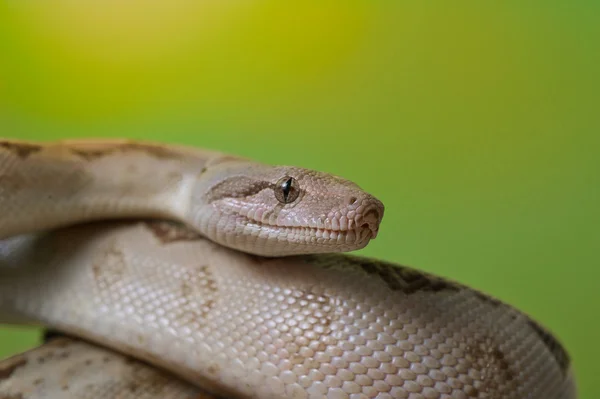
[0,139,576,398]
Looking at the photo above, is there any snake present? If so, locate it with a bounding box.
[0,138,576,398]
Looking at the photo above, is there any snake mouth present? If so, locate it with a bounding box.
[210,199,382,253]
[240,216,377,247]
[236,201,383,245]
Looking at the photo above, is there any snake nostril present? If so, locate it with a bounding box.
[347,196,358,206]
[356,208,381,237]
[363,209,380,224]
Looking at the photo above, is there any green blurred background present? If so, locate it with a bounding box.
[0,1,598,397]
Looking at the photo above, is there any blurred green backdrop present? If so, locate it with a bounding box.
[0,1,598,397]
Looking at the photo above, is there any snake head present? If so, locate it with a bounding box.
[191,160,384,257]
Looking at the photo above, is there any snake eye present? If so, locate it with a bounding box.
[274,176,300,204]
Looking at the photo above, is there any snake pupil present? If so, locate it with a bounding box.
[275,176,300,204]
[282,178,291,200]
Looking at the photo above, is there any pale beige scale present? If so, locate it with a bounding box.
[0,139,576,398]
[0,336,213,399]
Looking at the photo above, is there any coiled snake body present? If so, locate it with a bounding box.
[0,139,576,398]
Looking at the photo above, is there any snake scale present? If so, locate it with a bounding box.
[0,138,576,398]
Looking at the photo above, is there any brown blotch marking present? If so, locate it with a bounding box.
[91,263,101,281]
[145,221,203,244]
[92,244,126,291]
[70,149,106,160]
[356,258,459,294]
[294,290,338,329]
[205,177,273,204]
[124,355,190,395]
[34,347,62,364]
[126,381,141,393]
[462,335,515,397]
[33,378,44,386]
[70,142,180,161]
[473,291,502,307]
[50,339,71,349]
[528,319,570,375]
[0,141,42,158]
[207,364,220,374]
[180,265,217,296]
[181,280,193,297]
[0,358,27,380]
[285,288,341,366]
[175,264,218,324]
[308,254,460,294]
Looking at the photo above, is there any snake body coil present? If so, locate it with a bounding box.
[0,139,576,398]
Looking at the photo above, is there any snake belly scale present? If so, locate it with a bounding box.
[0,138,576,398]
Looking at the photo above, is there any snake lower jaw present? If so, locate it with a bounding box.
[233,218,377,255]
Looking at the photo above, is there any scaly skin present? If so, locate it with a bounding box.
[0,222,576,398]
[0,336,215,399]
[0,138,576,398]
[0,138,383,256]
